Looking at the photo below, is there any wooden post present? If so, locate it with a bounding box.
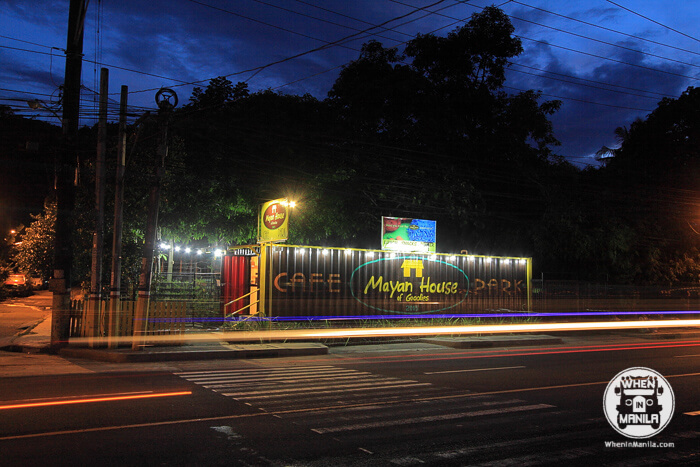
[51,0,87,351]
[108,85,128,349]
[87,67,108,347]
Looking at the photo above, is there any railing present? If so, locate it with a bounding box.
[223,290,259,318]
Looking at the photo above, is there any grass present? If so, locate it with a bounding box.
[219,315,542,346]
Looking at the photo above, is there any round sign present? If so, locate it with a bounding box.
[603,367,674,439]
[263,203,287,230]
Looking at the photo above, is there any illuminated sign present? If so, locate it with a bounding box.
[263,246,529,318]
[382,217,436,253]
[350,256,469,314]
[258,199,289,243]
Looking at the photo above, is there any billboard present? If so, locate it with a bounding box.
[258,199,290,243]
[382,217,436,253]
[260,246,530,318]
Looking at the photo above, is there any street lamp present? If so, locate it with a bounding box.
[27,99,63,123]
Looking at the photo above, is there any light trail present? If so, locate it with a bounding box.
[0,391,192,410]
[71,319,700,346]
[266,339,700,365]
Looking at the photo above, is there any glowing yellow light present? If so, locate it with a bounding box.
[71,320,700,346]
[0,391,192,410]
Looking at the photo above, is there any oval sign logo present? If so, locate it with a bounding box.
[350,256,469,314]
[263,203,287,230]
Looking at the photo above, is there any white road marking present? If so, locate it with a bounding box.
[225,382,432,400]
[425,365,525,375]
[311,403,555,434]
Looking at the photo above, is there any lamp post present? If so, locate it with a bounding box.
[27,99,63,123]
[257,198,296,318]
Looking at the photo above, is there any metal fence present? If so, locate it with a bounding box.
[531,280,700,314]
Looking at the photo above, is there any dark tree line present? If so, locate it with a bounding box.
[5,7,700,288]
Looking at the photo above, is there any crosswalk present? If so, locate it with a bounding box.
[176,365,552,436]
[175,365,549,415]
[175,365,698,465]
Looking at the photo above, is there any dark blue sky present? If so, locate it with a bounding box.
[1,0,698,167]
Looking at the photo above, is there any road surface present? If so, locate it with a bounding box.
[0,333,698,465]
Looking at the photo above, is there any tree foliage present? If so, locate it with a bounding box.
[14,199,56,281]
[11,6,700,288]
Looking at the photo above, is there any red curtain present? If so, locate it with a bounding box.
[222,256,250,315]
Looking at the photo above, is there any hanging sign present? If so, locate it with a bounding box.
[258,198,290,243]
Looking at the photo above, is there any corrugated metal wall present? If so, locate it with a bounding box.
[262,245,530,319]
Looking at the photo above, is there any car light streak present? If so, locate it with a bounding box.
[371,342,700,364]
[265,340,700,365]
[71,319,700,346]
[0,391,192,410]
[334,339,700,360]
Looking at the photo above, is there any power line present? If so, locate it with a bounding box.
[516,35,699,82]
[502,8,700,70]
[510,0,700,57]
[509,63,675,99]
[502,85,653,112]
[0,34,64,52]
[509,67,663,101]
[183,0,363,53]
[245,0,406,45]
[391,0,700,82]
[604,0,700,43]
[129,0,458,96]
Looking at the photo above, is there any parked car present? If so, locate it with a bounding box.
[4,274,26,287]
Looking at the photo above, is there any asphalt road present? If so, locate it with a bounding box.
[0,335,698,465]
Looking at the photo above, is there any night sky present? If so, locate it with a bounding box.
[1,0,699,168]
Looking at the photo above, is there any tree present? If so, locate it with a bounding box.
[187,77,249,110]
[326,6,560,252]
[597,86,700,282]
[14,199,56,282]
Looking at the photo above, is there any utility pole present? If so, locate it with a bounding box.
[108,85,128,349]
[132,88,177,350]
[87,67,108,347]
[51,0,87,350]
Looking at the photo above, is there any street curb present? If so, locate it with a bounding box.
[58,343,329,363]
[633,331,700,340]
[419,334,563,349]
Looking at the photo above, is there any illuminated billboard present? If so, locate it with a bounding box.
[258,199,290,243]
[382,217,436,253]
